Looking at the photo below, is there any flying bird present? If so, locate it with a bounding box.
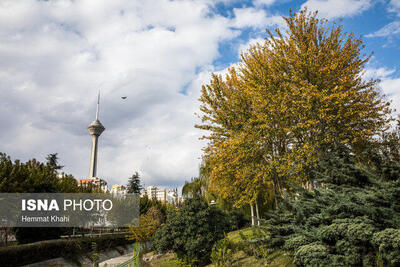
[121,96,127,99]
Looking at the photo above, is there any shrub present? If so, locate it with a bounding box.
[210,238,234,266]
[14,227,65,244]
[283,235,313,251]
[146,206,166,224]
[293,242,333,266]
[140,194,167,217]
[126,214,159,242]
[241,149,400,266]
[151,197,230,265]
[227,210,249,231]
[372,228,400,265]
[0,233,131,266]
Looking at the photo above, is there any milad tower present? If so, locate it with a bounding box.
[88,93,105,178]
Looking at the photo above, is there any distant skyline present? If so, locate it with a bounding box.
[0,0,399,189]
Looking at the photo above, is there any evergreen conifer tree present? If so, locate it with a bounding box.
[127,171,143,194]
[245,148,400,266]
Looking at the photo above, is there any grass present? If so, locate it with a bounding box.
[144,227,294,266]
[226,227,257,243]
[143,252,187,267]
[224,227,295,267]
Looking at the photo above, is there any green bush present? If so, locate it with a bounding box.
[15,227,66,244]
[210,238,234,266]
[283,235,312,251]
[293,242,333,266]
[0,233,131,266]
[372,228,400,265]
[227,210,249,231]
[151,197,230,265]
[241,150,400,266]
[316,218,376,245]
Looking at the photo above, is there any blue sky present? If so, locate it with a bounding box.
[214,0,399,75]
[0,0,399,190]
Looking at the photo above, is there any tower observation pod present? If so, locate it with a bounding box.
[88,92,105,178]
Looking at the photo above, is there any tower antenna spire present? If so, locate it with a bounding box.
[96,91,100,120]
[88,91,105,178]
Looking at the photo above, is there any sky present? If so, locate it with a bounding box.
[0,0,399,190]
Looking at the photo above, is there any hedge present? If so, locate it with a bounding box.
[0,233,132,266]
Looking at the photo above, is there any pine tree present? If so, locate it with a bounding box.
[45,153,64,170]
[127,171,142,194]
[246,149,400,266]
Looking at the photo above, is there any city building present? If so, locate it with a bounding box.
[156,188,167,203]
[78,178,108,192]
[111,184,127,195]
[142,186,181,204]
[167,189,179,204]
[146,186,157,199]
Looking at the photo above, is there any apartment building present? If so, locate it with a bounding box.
[77,177,108,192]
[143,186,180,204]
[111,184,127,195]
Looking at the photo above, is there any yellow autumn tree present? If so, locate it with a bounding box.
[127,214,160,242]
[196,9,393,207]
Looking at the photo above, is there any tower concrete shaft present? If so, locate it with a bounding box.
[88,93,105,178]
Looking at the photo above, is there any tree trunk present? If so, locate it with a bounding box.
[250,204,255,227]
[255,202,260,226]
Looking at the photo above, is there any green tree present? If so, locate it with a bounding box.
[182,177,206,199]
[145,206,165,225]
[127,171,142,194]
[152,197,230,265]
[46,153,64,170]
[126,207,165,243]
[139,194,167,217]
[127,213,159,243]
[0,152,90,243]
[247,149,400,266]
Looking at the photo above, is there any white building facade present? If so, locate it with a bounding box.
[111,184,127,195]
[143,186,180,204]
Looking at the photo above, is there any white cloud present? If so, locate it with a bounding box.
[381,78,400,113]
[237,37,266,57]
[1,0,397,191]
[0,0,289,189]
[367,0,400,38]
[363,67,396,80]
[301,0,372,19]
[381,78,400,95]
[389,0,400,15]
[366,21,400,37]
[254,0,276,6]
[363,64,399,110]
[0,0,255,189]
[232,7,283,29]
[363,65,400,115]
